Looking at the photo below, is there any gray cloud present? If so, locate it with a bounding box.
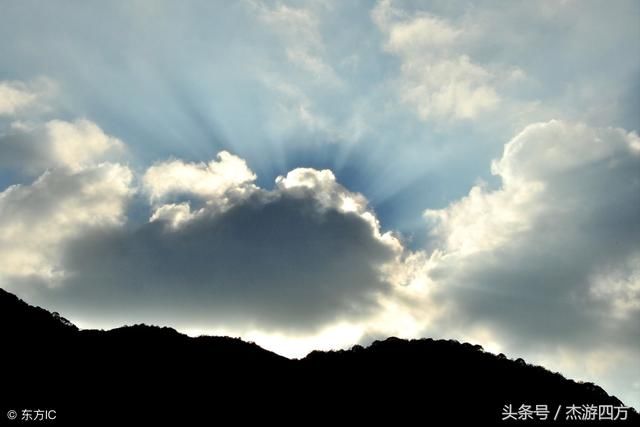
[425,121,640,347]
[0,163,133,285]
[0,111,402,335]
[2,148,402,334]
[37,189,396,333]
[417,120,640,405]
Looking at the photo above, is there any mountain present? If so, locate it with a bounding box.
[0,287,637,425]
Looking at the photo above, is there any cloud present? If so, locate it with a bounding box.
[589,253,640,319]
[0,78,405,339]
[247,1,353,143]
[424,121,640,258]
[422,120,640,340]
[399,55,500,121]
[382,9,461,51]
[8,149,403,333]
[411,120,640,404]
[0,163,133,284]
[372,0,502,121]
[0,119,125,174]
[142,151,257,205]
[258,73,350,143]
[0,79,53,116]
[0,114,133,290]
[250,0,340,86]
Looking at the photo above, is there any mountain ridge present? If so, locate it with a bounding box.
[1,287,637,425]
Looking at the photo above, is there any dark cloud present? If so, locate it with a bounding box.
[38,190,396,333]
[421,120,640,369]
[0,126,52,175]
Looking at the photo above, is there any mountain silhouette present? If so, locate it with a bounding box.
[0,287,637,425]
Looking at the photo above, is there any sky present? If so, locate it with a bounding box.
[0,0,639,408]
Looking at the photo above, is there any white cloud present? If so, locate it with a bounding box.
[399,55,500,121]
[0,79,54,116]
[44,119,125,172]
[492,121,639,184]
[411,120,640,406]
[0,119,125,174]
[251,1,340,86]
[276,167,402,251]
[0,163,133,284]
[385,13,461,51]
[149,202,200,229]
[0,113,134,288]
[0,82,38,115]
[372,0,514,121]
[143,151,257,205]
[276,168,365,211]
[425,120,640,256]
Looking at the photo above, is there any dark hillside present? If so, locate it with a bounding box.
[1,288,636,425]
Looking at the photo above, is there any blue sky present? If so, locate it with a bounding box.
[3,0,636,240]
[1,0,639,408]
